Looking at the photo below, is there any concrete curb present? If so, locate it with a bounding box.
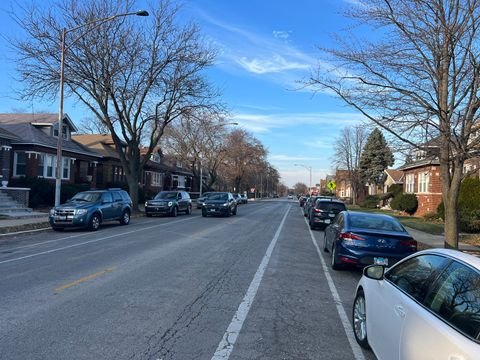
[0,222,51,235]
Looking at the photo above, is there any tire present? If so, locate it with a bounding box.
[233,207,237,215]
[52,226,64,232]
[202,210,207,217]
[323,234,329,252]
[331,243,342,270]
[310,219,315,230]
[353,289,370,349]
[226,208,231,217]
[172,206,178,217]
[88,214,101,231]
[146,213,152,217]
[186,205,192,215]
[120,210,130,225]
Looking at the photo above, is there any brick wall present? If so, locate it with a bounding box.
[403,165,442,216]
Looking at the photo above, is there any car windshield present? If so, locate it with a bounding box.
[317,202,346,213]
[349,214,405,232]
[155,192,177,200]
[205,193,228,201]
[70,192,101,202]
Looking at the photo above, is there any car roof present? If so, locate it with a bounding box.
[416,248,480,270]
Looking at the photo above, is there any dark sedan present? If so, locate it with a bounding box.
[309,199,346,230]
[323,211,417,270]
[202,192,237,217]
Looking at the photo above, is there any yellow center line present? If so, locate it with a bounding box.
[54,266,116,293]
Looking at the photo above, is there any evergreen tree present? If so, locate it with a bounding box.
[359,128,394,186]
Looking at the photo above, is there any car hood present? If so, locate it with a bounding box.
[148,199,175,204]
[55,201,96,210]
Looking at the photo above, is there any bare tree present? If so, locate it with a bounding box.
[309,0,480,248]
[293,182,308,195]
[12,0,220,209]
[333,125,369,205]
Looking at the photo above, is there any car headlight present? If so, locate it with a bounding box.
[168,201,173,207]
[222,202,229,206]
[145,201,149,207]
[76,209,88,216]
[49,208,55,216]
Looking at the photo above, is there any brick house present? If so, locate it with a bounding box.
[383,169,404,193]
[334,169,353,203]
[0,113,101,186]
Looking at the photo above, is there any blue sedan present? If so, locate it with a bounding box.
[323,211,417,270]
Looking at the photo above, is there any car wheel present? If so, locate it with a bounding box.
[309,220,315,230]
[172,206,178,217]
[88,214,101,231]
[202,210,207,217]
[323,234,329,252]
[233,207,237,215]
[186,205,192,215]
[120,210,130,225]
[226,208,231,217]
[331,244,342,270]
[353,289,370,349]
[146,213,152,217]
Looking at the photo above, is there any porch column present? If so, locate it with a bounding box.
[1,145,12,183]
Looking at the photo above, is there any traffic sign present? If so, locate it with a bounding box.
[327,180,336,191]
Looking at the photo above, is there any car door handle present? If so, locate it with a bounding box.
[394,305,406,318]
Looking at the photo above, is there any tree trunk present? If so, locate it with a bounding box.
[443,193,459,249]
[127,174,140,212]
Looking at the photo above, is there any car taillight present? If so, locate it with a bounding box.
[339,232,365,241]
[400,239,417,249]
[314,208,323,213]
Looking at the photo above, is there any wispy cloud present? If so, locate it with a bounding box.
[233,111,366,133]
[269,154,322,161]
[273,30,292,40]
[235,55,309,74]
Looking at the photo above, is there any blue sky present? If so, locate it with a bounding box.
[0,0,367,187]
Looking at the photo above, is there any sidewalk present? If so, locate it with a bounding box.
[0,215,50,235]
[404,226,479,252]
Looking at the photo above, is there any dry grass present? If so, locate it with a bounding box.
[460,234,480,247]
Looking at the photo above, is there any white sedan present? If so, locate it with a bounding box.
[287,195,293,199]
[353,249,480,360]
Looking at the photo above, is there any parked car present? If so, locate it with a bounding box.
[240,194,248,204]
[287,194,293,199]
[145,190,192,217]
[49,189,132,231]
[303,196,323,217]
[299,196,307,207]
[196,192,212,209]
[353,249,480,359]
[324,211,417,270]
[202,192,237,217]
[233,193,243,204]
[309,199,346,230]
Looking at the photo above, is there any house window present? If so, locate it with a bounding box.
[406,173,415,193]
[53,123,69,140]
[418,172,430,193]
[151,172,163,186]
[62,157,70,179]
[37,154,44,176]
[113,166,126,183]
[13,152,27,176]
[45,155,55,178]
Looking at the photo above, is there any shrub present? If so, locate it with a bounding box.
[388,183,403,197]
[391,193,418,215]
[9,176,55,208]
[423,212,439,222]
[361,195,380,209]
[437,177,480,232]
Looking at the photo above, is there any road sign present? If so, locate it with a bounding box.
[327,180,337,191]
[250,188,255,192]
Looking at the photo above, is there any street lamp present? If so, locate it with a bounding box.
[199,122,238,197]
[294,163,312,189]
[54,10,149,206]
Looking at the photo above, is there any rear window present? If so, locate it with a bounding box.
[349,214,404,232]
[317,202,346,213]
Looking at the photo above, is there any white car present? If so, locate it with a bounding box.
[353,249,480,360]
[287,195,293,199]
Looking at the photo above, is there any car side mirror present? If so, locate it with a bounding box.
[363,265,385,280]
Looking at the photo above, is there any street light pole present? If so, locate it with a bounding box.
[294,163,312,190]
[54,10,149,206]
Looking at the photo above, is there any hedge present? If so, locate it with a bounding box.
[390,193,418,215]
[360,195,380,209]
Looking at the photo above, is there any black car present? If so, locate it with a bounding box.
[233,193,243,204]
[202,192,237,217]
[323,211,417,270]
[145,190,192,217]
[49,189,132,231]
[309,198,346,230]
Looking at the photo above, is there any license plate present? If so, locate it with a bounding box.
[210,209,216,212]
[324,219,331,224]
[374,257,388,266]
[55,216,67,221]
[329,213,335,217]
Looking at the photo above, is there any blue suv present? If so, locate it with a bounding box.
[49,189,133,231]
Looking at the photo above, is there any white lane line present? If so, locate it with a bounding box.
[303,217,366,360]
[0,219,161,252]
[0,216,197,265]
[211,205,291,360]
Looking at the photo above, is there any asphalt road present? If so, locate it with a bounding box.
[0,199,376,360]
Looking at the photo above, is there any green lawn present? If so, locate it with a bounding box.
[348,205,445,235]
